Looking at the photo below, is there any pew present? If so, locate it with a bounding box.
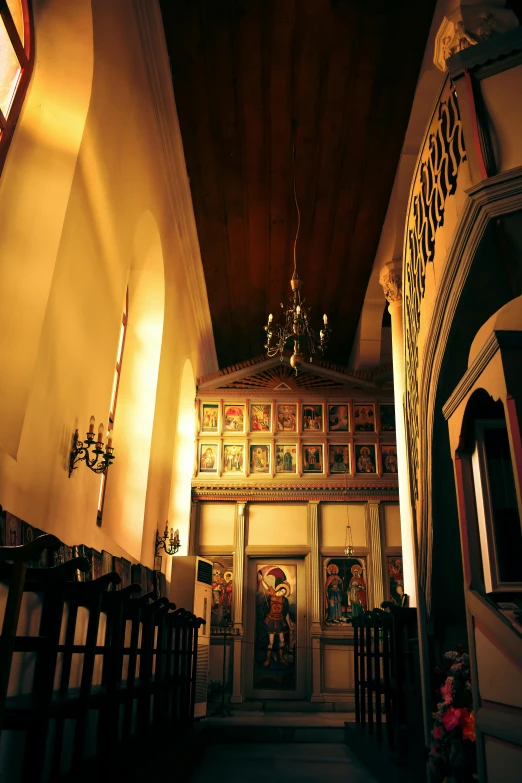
[351,607,424,779]
[0,536,205,783]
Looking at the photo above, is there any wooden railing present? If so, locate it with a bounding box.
[351,606,425,776]
[0,536,204,782]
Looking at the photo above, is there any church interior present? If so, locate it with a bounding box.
[1,0,522,781]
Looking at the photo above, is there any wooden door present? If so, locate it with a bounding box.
[245,558,306,700]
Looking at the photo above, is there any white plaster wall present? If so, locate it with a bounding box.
[383,503,402,548]
[247,503,308,546]
[320,503,367,548]
[199,503,236,547]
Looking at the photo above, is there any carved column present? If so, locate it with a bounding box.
[231,501,246,703]
[308,501,322,632]
[308,501,323,702]
[368,503,384,609]
[379,259,417,606]
[187,500,198,555]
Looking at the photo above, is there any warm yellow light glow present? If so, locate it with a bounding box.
[97,473,106,512]
[116,322,125,364]
[109,369,119,417]
[6,1,24,45]
[169,358,196,559]
[0,21,22,117]
[102,213,166,561]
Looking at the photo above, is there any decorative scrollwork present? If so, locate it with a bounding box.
[404,82,466,500]
[68,429,115,477]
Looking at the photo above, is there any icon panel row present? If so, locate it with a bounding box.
[196,440,398,478]
[199,401,396,435]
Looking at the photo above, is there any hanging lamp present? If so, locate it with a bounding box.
[264,146,331,374]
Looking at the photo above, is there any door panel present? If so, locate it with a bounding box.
[245,558,306,699]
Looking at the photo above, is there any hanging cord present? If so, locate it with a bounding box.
[292,144,301,280]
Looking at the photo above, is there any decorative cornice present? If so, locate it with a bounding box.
[442,330,522,421]
[434,4,519,73]
[132,0,218,376]
[442,331,500,420]
[447,25,522,78]
[379,260,403,304]
[191,481,399,503]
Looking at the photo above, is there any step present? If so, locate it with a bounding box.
[209,698,355,713]
[203,711,356,744]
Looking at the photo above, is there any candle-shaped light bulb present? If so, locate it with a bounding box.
[89,416,95,433]
[296,305,301,315]
[164,521,169,536]
[268,313,273,323]
[323,313,328,325]
[320,329,324,340]
[175,529,180,543]
[106,430,113,451]
[97,422,104,442]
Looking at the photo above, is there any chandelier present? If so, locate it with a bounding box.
[264,149,331,373]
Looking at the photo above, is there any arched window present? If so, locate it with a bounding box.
[97,290,128,525]
[0,0,32,173]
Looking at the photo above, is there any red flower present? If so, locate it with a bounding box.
[462,710,475,742]
[442,706,462,731]
[430,744,440,756]
[432,726,443,740]
[440,677,454,704]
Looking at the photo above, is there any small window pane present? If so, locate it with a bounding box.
[0,20,22,117]
[484,426,522,583]
[6,0,24,46]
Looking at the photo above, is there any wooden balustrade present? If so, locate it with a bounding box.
[0,536,204,782]
[351,606,424,777]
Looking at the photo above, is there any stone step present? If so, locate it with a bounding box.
[210,698,355,713]
[203,711,357,744]
[205,721,347,744]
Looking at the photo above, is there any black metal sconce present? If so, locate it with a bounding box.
[155,522,180,569]
[69,416,115,477]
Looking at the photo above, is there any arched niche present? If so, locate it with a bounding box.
[443,301,522,762]
[102,211,165,561]
[0,0,94,458]
[166,357,196,581]
[445,296,522,596]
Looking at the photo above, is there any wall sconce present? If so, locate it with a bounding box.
[155,522,180,569]
[69,416,115,477]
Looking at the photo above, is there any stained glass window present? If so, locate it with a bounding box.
[97,291,129,525]
[0,0,31,171]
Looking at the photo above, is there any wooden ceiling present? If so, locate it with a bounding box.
[160,0,435,368]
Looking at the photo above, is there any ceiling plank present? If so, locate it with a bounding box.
[161,0,436,368]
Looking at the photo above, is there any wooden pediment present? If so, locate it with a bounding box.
[197,355,381,396]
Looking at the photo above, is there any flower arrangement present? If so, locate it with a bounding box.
[429,646,476,782]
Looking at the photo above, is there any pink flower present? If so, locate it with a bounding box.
[440,677,454,704]
[432,726,443,740]
[462,710,475,742]
[430,744,440,756]
[442,706,462,731]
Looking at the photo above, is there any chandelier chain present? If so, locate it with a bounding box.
[292,145,300,280]
[263,138,331,374]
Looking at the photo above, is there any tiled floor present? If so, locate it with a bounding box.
[190,742,379,782]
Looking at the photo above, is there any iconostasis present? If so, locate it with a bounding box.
[195,399,397,479]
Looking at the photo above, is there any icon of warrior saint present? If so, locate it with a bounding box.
[257,569,295,668]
